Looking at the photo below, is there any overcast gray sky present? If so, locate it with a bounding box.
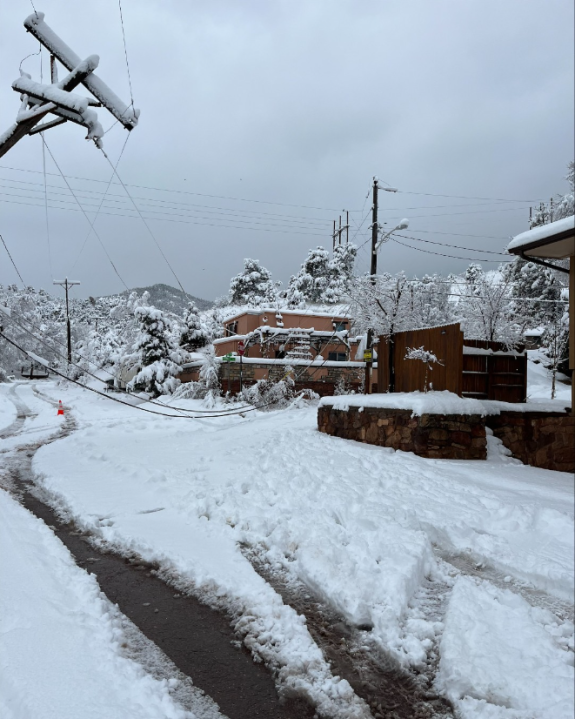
[1,0,573,301]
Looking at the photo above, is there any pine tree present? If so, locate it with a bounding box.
[286,247,330,305]
[229,259,276,306]
[180,302,208,352]
[199,344,221,407]
[127,305,182,397]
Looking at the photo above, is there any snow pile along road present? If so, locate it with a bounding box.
[0,489,193,719]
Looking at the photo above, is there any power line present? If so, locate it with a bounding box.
[0,232,26,285]
[41,138,130,290]
[117,0,135,106]
[0,196,330,238]
[390,236,512,263]
[0,164,361,213]
[0,184,332,232]
[399,189,545,203]
[0,178,334,228]
[71,133,131,273]
[395,233,510,256]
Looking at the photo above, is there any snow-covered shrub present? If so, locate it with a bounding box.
[241,367,296,410]
[172,380,204,400]
[0,366,10,383]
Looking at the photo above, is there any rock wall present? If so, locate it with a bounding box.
[486,411,574,473]
[317,406,487,459]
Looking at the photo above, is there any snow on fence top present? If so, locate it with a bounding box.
[320,391,571,416]
[507,215,574,253]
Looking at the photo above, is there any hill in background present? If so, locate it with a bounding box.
[106,284,213,315]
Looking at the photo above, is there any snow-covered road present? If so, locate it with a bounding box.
[2,378,574,719]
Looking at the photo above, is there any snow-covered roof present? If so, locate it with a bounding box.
[222,306,351,323]
[507,216,574,258]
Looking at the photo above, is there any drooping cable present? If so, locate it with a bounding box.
[0,233,26,285]
[99,147,190,299]
[41,137,130,290]
[70,133,130,273]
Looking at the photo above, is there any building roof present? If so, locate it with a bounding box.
[507,215,575,259]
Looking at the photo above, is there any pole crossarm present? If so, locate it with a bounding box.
[0,11,139,159]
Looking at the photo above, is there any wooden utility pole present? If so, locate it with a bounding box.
[53,278,80,367]
[331,211,350,248]
[364,178,379,393]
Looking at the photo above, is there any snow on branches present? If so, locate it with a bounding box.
[286,244,357,307]
[404,346,444,393]
[127,304,182,398]
[229,259,276,306]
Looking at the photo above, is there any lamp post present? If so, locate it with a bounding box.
[364,175,409,393]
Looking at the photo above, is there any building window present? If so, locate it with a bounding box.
[275,350,286,359]
[333,321,348,332]
[328,352,347,362]
[226,321,238,336]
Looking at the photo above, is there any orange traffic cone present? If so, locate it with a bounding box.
[57,400,64,416]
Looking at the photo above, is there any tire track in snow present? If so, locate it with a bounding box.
[242,544,454,719]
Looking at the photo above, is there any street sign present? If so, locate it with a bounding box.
[363,350,372,361]
[237,341,245,356]
[222,353,236,363]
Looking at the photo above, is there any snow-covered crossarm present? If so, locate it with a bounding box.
[13,75,90,114]
[24,12,139,130]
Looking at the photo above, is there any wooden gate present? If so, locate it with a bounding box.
[377,323,463,395]
[377,325,527,402]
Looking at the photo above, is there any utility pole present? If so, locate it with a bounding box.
[363,180,403,393]
[331,211,350,249]
[53,278,80,368]
[364,178,379,393]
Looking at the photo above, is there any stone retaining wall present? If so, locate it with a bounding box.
[486,411,574,473]
[317,405,487,459]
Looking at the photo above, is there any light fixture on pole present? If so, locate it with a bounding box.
[374,219,409,253]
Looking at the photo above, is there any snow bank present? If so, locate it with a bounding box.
[436,576,574,719]
[320,390,571,415]
[0,389,17,433]
[320,390,495,415]
[0,490,191,719]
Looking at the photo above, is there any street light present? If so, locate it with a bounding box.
[374,219,409,253]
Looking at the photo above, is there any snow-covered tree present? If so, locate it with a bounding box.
[198,344,220,408]
[503,258,563,330]
[456,264,520,345]
[349,272,413,337]
[180,302,208,352]
[229,259,276,306]
[530,160,574,227]
[127,305,182,397]
[287,244,357,306]
[409,274,454,328]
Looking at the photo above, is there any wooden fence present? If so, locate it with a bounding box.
[377,324,527,403]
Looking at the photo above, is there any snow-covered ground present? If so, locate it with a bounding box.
[0,490,196,719]
[1,356,573,718]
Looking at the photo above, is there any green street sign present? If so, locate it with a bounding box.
[222,353,236,363]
